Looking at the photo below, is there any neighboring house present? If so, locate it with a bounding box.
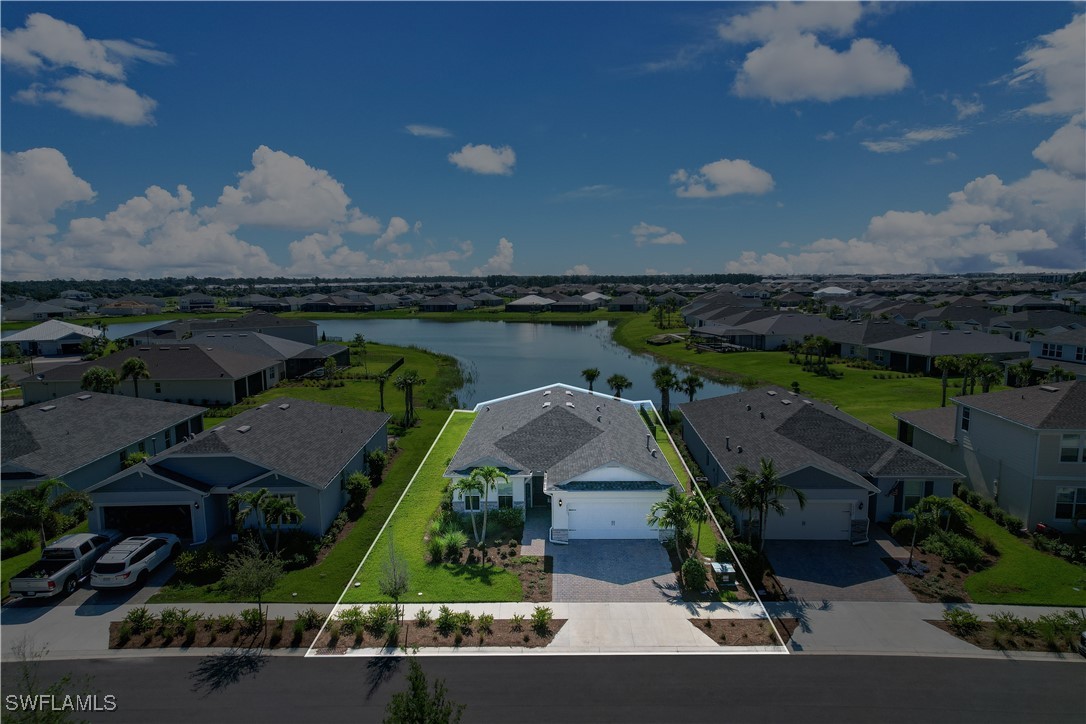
[653,291,690,307]
[21,344,282,406]
[230,293,277,308]
[60,290,92,301]
[1,319,102,356]
[894,381,1086,532]
[988,294,1067,314]
[469,292,504,307]
[368,293,402,310]
[445,384,681,542]
[607,293,649,312]
[3,301,75,322]
[419,295,474,312]
[549,294,597,312]
[773,292,807,309]
[582,291,611,304]
[813,286,854,298]
[1,392,204,494]
[86,398,389,542]
[1018,328,1086,381]
[506,294,556,312]
[680,387,960,543]
[689,313,844,351]
[158,332,349,379]
[98,300,159,316]
[987,310,1085,341]
[825,319,913,360]
[866,330,1029,373]
[178,293,216,312]
[125,312,319,346]
[914,305,999,331]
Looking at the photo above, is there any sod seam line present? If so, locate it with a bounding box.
[306,408,462,657]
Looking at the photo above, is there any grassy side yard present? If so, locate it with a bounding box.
[964,508,1086,606]
[2,521,89,599]
[649,410,719,560]
[614,314,1002,436]
[342,411,524,604]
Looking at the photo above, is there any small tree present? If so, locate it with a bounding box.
[468,466,508,548]
[344,471,372,515]
[651,365,680,425]
[260,495,305,554]
[606,373,631,399]
[646,487,692,563]
[580,368,600,392]
[80,365,118,394]
[367,449,389,486]
[222,538,284,629]
[119,356,151,398]
[230,488,271,549]
[353,333,368,374]
[323,357,338,383]
[378,534,410,625]
[1,479,91,550]
[680,374,704,403]
[451,477,483,543]
[383,659,465,724]
[376,372,390,411]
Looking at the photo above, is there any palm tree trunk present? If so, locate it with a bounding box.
[940,369,948,407]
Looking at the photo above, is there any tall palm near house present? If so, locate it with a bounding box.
[934,355,960,407]
[813,335,833,365]
[651,365,680,424]
[230,488,271,550]
[976,361,1002,393]
[120,357,151,398]
[752,457,807,553]
[394,369,425,426]
[606,373,631,399]
[1,478,91,551]
[685,491,708,556]
[376,371,390,411]
[261,495,305,554]
[452,476,484,543]
[469,466,508,545]
[724,465,760,544]
[646,487,693,563]
[80,365,118,394]
[957,354,984,395]
[1045,365,1074,383]
[1011,358,1034,387]
[1025,327,1042,340]
[680,374,704,403]
[581,368,600,392]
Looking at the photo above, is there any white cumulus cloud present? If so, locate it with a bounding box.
[862,125,965,154]
[1033,114,1085,178]
[471,238,515,275]
[631,222,687,246]
[670,158,774,198]
[564,264,592,276]
[15,75,158,126]
[405,124,452,138]
[1010,14,1085,117]
[1,147,95,243]
[448,143,516,175]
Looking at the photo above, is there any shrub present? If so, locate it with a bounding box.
[174,546,224,581]
[478,613,494,634]
[277,530,321,570]
[714,541,732,564]
[327,623,340,647]
[443,529,468,559]
[214,613,239,633]
[1,529,39,559]
[183,622,198,646]
[427,536,445,564]
[943,608,981,635]
[989,611,1022,634]
[295,608,326,630]
[366,450,388,486]
[1003,515,1024,535]
[117,623,132,647]
[978,498,995,517]
[890,518,917,543]
[321,512,349,549]
[344,471,372,514]
[436,605,456,636]
[923,531,985,569]
[123,607,157,635]
[455,610,475,635]
[493,508,524,530]
[292,619,306,643]
[335,606,367,634]
[531,605,553,635]
[365,604,398,636]
[415,607,432,627]
[510,613,525,632]
[681,558,708,591]
[240,607,265,634]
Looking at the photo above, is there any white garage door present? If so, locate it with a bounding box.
[567,499,658,539]
[765,500,852,541]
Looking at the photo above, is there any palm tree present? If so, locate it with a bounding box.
[680,374,704,403]
[1045,365,1074,383]
[752,457,807,553]
[376,371,390,411]
[80,365,118,394]
[260,495,305,554]
[452,476,484,542]
[976,361,1002,393]
[1025,327,1043,340]
[119,357,151,398]
[468,466,508,546]
[940,318,955,331]
[651,365,680,424]
[957,354,984,395]
[606,373,631,399]
[646,487,692,563]
[580,368,600,392]
[394,369,425,426]
[1,479,91,551]
[230,488,271,550]
[1011,358,1034,387]
[686,493,709,557]
[934,355,960,407]
[724,465,760,544]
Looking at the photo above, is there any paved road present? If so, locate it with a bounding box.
[1,654,1081,723]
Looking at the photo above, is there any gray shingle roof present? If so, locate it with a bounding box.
[893,407,957,443]
[446,385,679,489]
[680,386,959,487]
[38,344,275,383]
[162,398,389,488]
[869,330,1029,357]
[157,331,313,361]
[1,319,102,343]
[952,381,1085,430]
[1,392,204,482]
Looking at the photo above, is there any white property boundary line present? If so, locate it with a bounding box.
[652,406,789,652]
[305,408,465,657]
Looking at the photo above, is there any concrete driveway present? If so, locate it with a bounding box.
[765,538,914,603]
[550,540,678,603]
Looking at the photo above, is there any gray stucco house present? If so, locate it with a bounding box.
[445,384,681,542]
[86,398,390,542]
[1,392,205,494]
[681,387,959,543]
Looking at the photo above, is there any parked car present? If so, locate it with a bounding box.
[9,531,122,599]
[90,534,181,589]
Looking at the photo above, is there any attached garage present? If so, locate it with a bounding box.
[764,499,853,541]
[551,484,671,540]
[101,504,194,539]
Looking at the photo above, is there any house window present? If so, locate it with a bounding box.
[463,495,480,511]
[138,441,146,453]
[271,493,301,525]
[1054,487,1086,521]
[960,407,970,431]
[1040,343,1063,358]
[873,350,885,364]
[1060,434,1084,463]
[902,481,924,512]
[498,495,513,509]
[1076,347,1085,363]
[154,382,162,394]
[165,429,172,447]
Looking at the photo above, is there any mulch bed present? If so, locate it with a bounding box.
[927,620,1083,654]
[691,617,798,646]
[108,620,321,650]
[882,551,978,603]
[312,618,567,653]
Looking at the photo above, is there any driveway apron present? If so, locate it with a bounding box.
[765,539,914,603]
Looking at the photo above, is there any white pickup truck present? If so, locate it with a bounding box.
[8,531,121,599]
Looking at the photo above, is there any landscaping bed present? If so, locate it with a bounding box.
[314,619,567,652]
[108,614,324,651]
[690,617,797,646]
[929,608,1085,654]
[883,550,975,603]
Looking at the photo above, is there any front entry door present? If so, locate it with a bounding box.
[531,472,546,508]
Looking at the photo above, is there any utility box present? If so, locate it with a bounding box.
[711,562,736,587]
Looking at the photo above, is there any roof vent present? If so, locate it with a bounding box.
[651,449,658,458]
[736,445,743,453]
[542,402,550,408]
[39,405,57,412]
[597,415,602,422]
[566,402,575,408]
[596,406,601,412]
[77,394,91,401]
[212,426,225,432]
[278,403,290,410]
[485,406,491,411]
[766,390,777,396]
[803,400,814,405]
[780,399,791,405]
[760,411,765,419]
[178,346,190,350]
[565,390,573,396]
[139,347,151,351]
[1039,385,1059,392]
[237,425,252,433]
[543,390,551,396]
[745,404,751,411]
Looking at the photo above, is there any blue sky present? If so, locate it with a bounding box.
[2,2,1083,280]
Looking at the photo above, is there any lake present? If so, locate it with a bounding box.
[98,318,740,408]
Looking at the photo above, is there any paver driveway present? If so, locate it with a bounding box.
[765,539,914,603]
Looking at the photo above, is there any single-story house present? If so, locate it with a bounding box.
[21,344,282,407]
[469,292,504,307]
[86,398,390,542]
[988,295,1067,314]
[680,386,960,543]
[866,330,1029,373]
[97,300,159,316]
[60,290,93,301]
[549,294,598,312]
[894,381,1085,532]
[157,332,349,379]
[445,384,681,542]
[2,301,75,322]
[688,313,845,351]
[230,294,277,308]
[1,319,103,356]
[505,294,556,312]
[125,312,319,346]
[987,310,1085,341]
[607,294,649,312]
[1,392,204,494]
[825,319,913,360]
[178,293,216,312]
[420,295,474,312]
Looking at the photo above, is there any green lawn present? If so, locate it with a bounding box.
[964,508,1086,606]
[341,411,523,604]
[2,521,89,599]
[613,314,1002,435]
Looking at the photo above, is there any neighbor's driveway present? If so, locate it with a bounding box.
[765,537,914,603]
